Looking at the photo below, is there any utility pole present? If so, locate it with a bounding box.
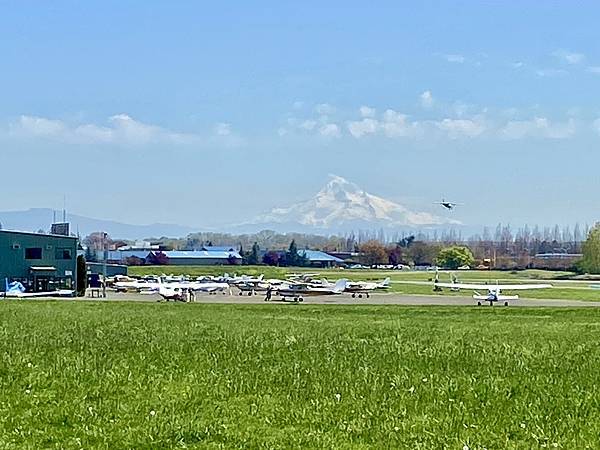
[102,232,107,298]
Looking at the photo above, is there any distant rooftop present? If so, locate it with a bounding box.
[534,253,582,259]
[201,245,238,252]
[300,250,344,263]
[162,250,242,259]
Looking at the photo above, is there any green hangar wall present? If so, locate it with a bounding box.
[0,230,78,293]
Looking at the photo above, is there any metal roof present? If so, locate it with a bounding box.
[0,229,78,239]
[163,250,242,259]
[534,253,582,258]
[105,250,151,261]
[201,245,237,252]
[300,250,344,263]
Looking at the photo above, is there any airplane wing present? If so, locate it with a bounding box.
[435,282,552,290]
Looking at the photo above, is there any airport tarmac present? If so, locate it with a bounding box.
[84,291,600,307]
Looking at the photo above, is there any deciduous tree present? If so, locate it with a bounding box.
[436,246,475,269]
[359,240,388,266]
[579,223,600,274]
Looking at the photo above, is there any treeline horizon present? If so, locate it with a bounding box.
[84,222,595,254]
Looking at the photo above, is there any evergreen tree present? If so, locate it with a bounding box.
[238,244,246,264]
[286,240,300,267]
[76,255,87,297]
[247,242,260,265]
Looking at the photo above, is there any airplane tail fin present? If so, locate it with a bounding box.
[381,277,391,287]
[333,279,348,293]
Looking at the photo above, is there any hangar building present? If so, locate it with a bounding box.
[0,230,78,293]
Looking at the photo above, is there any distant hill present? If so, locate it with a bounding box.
[0,208,196,240]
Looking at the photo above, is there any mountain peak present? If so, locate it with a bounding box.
[253,176,460,231]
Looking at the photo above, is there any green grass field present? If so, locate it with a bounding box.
[2,301,600,448]
[129,266,600,301]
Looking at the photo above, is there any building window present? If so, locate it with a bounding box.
[55,248,73,260]
[25,248,43,259]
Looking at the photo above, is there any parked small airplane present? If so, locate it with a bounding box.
[345,278,391,298]
[113,276,162,293]
[434,280,552,306]
[3,279,73,298]
[275,279,348,303]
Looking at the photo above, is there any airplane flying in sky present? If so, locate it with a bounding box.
[434,280,553,306]
[435,199,461,210]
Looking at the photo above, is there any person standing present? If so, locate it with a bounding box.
[264,285,273,301]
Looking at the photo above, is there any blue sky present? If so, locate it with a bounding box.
[1,1,599,228]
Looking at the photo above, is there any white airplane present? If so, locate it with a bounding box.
[113,276,162,293]
[275,279,348,303]
[434,280,552,306]
[157,279,231,300]
[3,280,74,298]
[221,274,265,285]
[345,278,391,298]
[287,273,321,281]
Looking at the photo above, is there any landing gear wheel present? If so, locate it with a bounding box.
[366,293,370,298]
[352,293,356,298]
[504,301,509,307]
[299,297,304,302]
[247,292,252,296]
[358,294,363,299]
[477,301,482,306]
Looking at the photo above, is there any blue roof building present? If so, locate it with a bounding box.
[300,250,345,267]
[156,250,242,266]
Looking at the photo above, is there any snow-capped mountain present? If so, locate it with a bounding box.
[248,175,460,232]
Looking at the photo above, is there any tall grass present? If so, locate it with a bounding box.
[0,302,598,448]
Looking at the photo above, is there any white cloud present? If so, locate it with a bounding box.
[214,122,232,136]
[319,123,341,138]
[292,101,304,110]
[500,117,575,140]
[9,114,212,146]
[359,106,376,118]
[587,66,600,74]
[436,118,486,139]
[381,110,420,138]
[536,69,568,78]
[420,91,434,109]
[444,54,465,64]
[511,61,525,69]
[300,120,317,131]
[591,119,600,135]
[553,49,585,65]
[315,103,336,115]
[347,118,379,138]
[16,116,67,137]
[283,102,583,142]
